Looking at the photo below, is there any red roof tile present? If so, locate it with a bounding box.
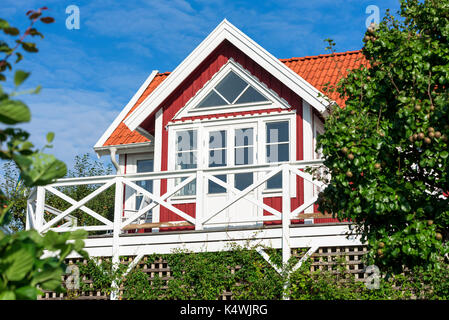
[102,50,366,147]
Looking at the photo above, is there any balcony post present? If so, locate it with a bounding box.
[110,176,124,300]
[282,165,291,299]
[35,186,45,231]
[195,170,204,230]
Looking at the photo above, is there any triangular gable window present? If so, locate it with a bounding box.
[196,70,268,108]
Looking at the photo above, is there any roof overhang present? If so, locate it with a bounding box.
[94,70,159,150]
[94,141,153,158]
[124,19,330,132]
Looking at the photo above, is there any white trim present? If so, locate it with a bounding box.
[123,153,154,222]
[167,113,297,200]
[152,109,163,227]
[94,70,159,150]
[95,142,153,157]
[124,19,329,132]
[173,59,291,119]
[303,101,314,214]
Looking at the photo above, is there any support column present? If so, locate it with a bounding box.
[195,170,204,230]
[152,108,163,231]
[282,165,291,300]
[282,165,291,265]
[111,177,124,300]
[35,187,45,232]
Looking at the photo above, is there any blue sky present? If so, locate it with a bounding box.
[0,0,401,171]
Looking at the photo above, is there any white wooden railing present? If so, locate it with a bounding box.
[26,160,326,234]
[26,160,364,300]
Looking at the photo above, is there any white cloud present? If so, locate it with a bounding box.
[19,87,119,168]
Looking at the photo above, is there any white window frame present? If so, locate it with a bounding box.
[123,152,154,219]
[173,59,292,120]
[167,112,297,201]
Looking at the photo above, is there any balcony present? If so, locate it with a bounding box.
[26,160,361,263]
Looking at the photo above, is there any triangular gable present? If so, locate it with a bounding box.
[173,59,292,120]
[123,19,330,133]
[95,50,365,150]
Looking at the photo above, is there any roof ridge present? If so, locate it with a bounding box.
[280,50,363,62]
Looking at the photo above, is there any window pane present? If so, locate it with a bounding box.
[235,172,253,191]
[209,149,226,167]
[235,128,253,147]
[209,130,226,149]
[197,90,228,108]
[137,159,153,173]
[235,147,253,165]
[267,172,282,189]
[179,179,196,196]
[215,71,248,103]
[135,159,154,220]
[176,151,197,168]
[266,121,289,143]
[176,130,197,151]
[266,143,289,163]
[209,174,227,194]
[235,86,268,104]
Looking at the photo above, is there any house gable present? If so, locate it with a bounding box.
[123,19,329,134]
[173,59,292,120]
[94,48,365,152]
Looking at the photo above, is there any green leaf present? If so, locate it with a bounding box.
[46,132,55,143]
[14,286,39,300]
[40,17,55,24]
[0,19,10,29]
[31,268,62,289]
[15,52,23,63]
[3,27,19,36]
[440,151,448,159]
[14,70,30,87]
[4,247,34,281]
[0,99,31,124]
[21,42,38,53]
[0,291,16,300]
[13,153,67,186]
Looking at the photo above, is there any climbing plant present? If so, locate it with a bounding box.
[316,0,449,273]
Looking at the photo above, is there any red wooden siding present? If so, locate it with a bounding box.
[143,40,307,230]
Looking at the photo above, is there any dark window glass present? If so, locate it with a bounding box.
[135,159,154,221]
[266,172,282,189]
[197,90,228,108]
[235,172,253,191]
[266,121,289,189]
[209,174,227,194]
[235,86,268,104]
[266,121,289,143]
[215,71,248,103]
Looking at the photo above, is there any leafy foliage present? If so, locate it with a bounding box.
[46,154,115,227]
[73,246,449,300]
[0,8,87,300]
[316,0,449,272]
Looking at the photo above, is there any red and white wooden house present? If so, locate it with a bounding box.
[26,20,366,297]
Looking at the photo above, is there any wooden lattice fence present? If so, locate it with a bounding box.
[38,245,368,300]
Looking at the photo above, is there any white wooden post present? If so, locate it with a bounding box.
[152,108,163,231]
[35,187,45,231]
[282,165,291,300]
[302,101,314,215]
[111,177,124,300]
[195,170,204,230]
[282,165,291,266]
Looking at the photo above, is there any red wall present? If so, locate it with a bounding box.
[141,40,328,230]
